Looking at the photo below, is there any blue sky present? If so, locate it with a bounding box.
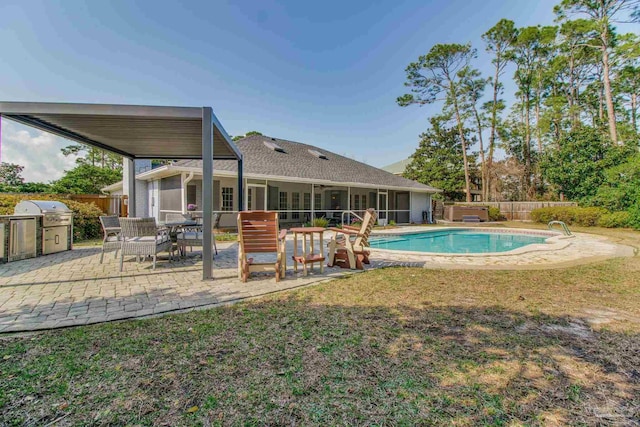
[0,0,584,181]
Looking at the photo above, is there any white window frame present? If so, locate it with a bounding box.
[279,191,288,219]
[221,187,234,211]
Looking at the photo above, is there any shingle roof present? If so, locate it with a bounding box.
[175,135,439,192]
[381,158,412,175]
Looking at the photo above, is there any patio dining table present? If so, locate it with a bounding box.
[158,220,199,256]
[159,219,199,231]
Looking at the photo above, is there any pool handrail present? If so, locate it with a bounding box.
[548,220,572,236]
[341,210,364,227]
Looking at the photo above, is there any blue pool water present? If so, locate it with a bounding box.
[369,229,549,254]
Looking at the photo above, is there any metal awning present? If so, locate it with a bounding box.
[0,101,243,280]
[0,101,241,160]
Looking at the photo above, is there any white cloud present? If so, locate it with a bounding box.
[0,120,79,183]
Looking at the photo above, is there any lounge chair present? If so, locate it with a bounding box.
[237,211,287,282]
[119,217,173,271]
[327,208,377,270]
[175,213,220,257]
[99,215,121,264]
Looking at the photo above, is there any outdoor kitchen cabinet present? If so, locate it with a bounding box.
[8,217,37,262]
[43,226,69,254]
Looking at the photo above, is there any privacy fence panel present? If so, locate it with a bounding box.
[69,194,127,216]
[452,202,577,221]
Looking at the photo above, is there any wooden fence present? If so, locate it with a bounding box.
[69,194,127,216]
[452,201,577,221]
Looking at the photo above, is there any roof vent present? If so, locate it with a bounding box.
[308,149,328,160]
[263,140,285,153]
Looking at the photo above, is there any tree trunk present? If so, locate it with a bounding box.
[472,106,487,201]
[601,35,618,144]
[535,90,543,154]
[487,62,500,202]
[568,55,581,129]
[598,85,604,122]
[524,92,532,199]
[631,93,637,132]
[452,98,472,203]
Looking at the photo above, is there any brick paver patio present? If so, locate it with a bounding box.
[0,229,632,333]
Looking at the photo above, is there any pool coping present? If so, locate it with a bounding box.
[369,227,575,257]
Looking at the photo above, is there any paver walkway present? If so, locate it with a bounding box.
[0,229,632,333]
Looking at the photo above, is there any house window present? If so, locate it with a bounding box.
[362,195,367,210]
[279,191,288,219]
[354,195,360,211]
[247,188,252,210]
[221,187,233,211]
[314,193,322,210]
[292,192,300,219]
[303,193,311,211]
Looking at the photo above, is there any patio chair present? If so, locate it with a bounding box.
[165,213,193,223]
[237,211,287,282]
[327,208,377,270]
[119,217,173,271]
[176,213,220,257]
[99,215,121,264]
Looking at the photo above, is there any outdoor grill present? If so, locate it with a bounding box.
[14,200,73,255]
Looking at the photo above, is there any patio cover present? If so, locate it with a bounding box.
[0,101,242,280]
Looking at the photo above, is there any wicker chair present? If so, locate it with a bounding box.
[176,213,220,257]
[119,217,173,271]
[165,213,193,223]
[99,215,121,264]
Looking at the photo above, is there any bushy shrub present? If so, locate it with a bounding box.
[590,153,640,212]
[531,206,608,226]
[0,194,105,241]
[628,205,640,230]
[597,211,631,228]
[64,200,104,241]
[488,207,504,221]
[311,217,329,228]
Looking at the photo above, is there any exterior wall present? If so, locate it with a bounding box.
[151,172,436,227]
[122,159,150,217]
[159,175,182,220]
[410,192,430,224]
[134,160,150,217]
[136,179,148,218]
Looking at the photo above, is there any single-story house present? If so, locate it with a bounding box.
[104,134,441,228]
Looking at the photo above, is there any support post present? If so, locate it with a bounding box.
[181,172,186,214]
[124,157,136,217]
[237,156,243,212]
[311,184,315,221]
[202,107,214,280]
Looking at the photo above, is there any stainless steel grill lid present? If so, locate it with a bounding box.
[14,200,73,215]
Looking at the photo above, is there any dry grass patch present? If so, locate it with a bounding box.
[1,226,639,425]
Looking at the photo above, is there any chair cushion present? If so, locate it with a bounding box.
[128,236,170,244]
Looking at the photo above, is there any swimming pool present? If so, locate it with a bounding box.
[369,229,551,254]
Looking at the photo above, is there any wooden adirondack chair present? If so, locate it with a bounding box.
[327,208,377,270]
[237,211,287,282]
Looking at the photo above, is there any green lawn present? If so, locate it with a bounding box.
[1,227,639,426]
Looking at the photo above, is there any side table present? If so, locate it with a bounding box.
[289,227,325,276]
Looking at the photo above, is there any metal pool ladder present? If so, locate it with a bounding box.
[548,220,572,236]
